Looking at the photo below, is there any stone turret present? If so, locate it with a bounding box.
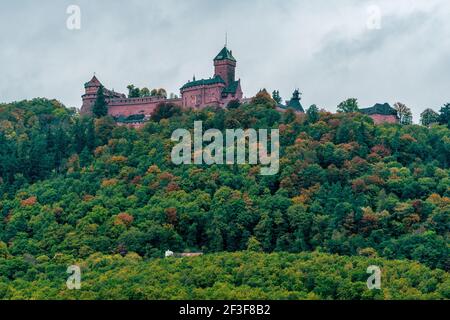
[80,75,102,115]
[80,75,126,115]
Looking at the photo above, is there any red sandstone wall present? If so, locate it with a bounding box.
[214,60,236,87]
[108,103,158,117]
[370,114,398,125]
[220,82,243,107]
[182,85,223,108]
[108,98,182,117]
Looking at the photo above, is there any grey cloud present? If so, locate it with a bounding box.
[0,0,449,122]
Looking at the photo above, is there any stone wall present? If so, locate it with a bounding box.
[181,84,224,108]
[370,114,399,125]
[214,59,236,87]
[108,98,182,117]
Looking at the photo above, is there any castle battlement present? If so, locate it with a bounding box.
[80,46,243,117]
[107,96,171,106]
[80,46,397,126]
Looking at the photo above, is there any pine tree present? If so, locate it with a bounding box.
[79,146,92,167]
[86,118,96,151]
[306,104,320,123]
[438,103,450,126]
[92,86,108,118]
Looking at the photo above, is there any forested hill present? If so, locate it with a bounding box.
[2,252,449,300]
[0,97,449,299]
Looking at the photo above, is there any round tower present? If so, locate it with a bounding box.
[80,75,102,115]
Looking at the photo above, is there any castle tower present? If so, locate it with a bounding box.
[80,75,126,115]
[214,47,236,88]
[80,75,102,115]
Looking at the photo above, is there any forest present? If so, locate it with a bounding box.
[0,95,449,300]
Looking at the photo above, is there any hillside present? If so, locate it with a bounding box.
[0,97,449,300]
[1,251,448,300]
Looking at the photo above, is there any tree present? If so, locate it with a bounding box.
[438,103,450,126]
[227,99,241,109]
[79,146,92,167]
[272,90,282,104]
[86,118,96,151]
[420,108,439,127]
[394,102,413,125]
[251,89,276,107]
[337,98,359,113]
[151,102,182,122]
[94,116,115,145]
[140,87,150,97]
[156,88,167,99]
[246,236,263,252]
[2,96,450,298]
[306,104,320,123]
[0,241,9,258]
[127,85,140,98]
[92,86,108,118]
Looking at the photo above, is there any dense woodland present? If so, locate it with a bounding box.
[2,252,448,300]
[0,96,449,300]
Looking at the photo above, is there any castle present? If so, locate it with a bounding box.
[80,46,243,118]
[359,103,399,124]
[80,45,399,125]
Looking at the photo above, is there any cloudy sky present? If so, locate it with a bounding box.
[1,0,449,121]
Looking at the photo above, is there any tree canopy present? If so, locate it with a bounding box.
[0,97,449,300]
[337,98,359,113]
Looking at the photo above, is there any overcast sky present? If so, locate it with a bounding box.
[1,0,449,121]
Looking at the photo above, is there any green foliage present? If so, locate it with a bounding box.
[439,103,450,127]
[0,98,449,300]
[337,98,359,113]
[421,109,440,127]
[127,85,167,99]
[306,105,320,123]
[0,252,448,300]
[227,99,241,109]
[92,86,108,118]
[151,103,182,122]
[127,85,141,98]
[394,102,413,125]
[140,87,150,97]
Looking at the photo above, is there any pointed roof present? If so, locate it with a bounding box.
[214,47,236,62]
[287,89,304,112]
[84,75,102,88]
[360,103,397,116]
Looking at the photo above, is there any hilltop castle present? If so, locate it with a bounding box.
[80,45,399,125]
[80,46,243,118]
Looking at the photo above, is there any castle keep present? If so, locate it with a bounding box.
[80,46,243,118]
